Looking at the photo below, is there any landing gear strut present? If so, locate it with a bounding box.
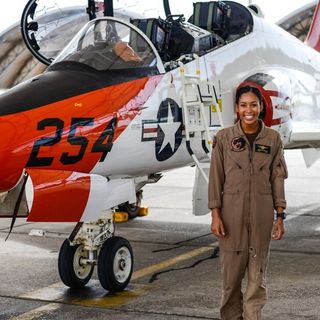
[57,211,134,292]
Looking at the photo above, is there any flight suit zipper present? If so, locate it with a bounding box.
[248,142,253,228]
[248,139,254,252]
[242,135,253,226]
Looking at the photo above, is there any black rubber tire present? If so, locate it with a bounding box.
[58,239,94,289]
[97,236,133,292]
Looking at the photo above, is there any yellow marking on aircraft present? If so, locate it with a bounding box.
[211,103,222,113]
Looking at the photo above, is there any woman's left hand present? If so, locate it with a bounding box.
[272,219,285,240]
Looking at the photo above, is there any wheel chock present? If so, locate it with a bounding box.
[114,212,129,222]
[138,206,149,216]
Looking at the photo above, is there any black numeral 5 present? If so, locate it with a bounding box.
[60,118,94,165]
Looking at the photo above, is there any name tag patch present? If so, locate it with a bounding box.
[255,144,271,154]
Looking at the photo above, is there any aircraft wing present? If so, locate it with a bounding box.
[290,121,320,142]
[290,121,320,167]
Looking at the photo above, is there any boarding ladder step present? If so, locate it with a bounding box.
[178,54,224,183]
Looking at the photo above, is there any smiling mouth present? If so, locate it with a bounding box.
[244,115,255,120]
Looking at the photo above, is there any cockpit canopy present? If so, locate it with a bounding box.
[23,1,254,73]
[53,18,161,72]
[51,0,255,75]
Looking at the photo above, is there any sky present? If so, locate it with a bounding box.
[0,0,316,33]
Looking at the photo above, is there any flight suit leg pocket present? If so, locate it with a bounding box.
[245,246,270,306]
[219,193,244,251]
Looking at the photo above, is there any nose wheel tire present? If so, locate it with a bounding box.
[97,236,133,292]
[58,239,94,288]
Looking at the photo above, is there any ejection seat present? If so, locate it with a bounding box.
[189,1,253,44]
[130,18,171,62]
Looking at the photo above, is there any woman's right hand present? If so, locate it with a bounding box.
[211,209,226,238]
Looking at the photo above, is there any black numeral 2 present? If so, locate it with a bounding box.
[26,118,64,167]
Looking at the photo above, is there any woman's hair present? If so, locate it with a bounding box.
[236,85,263,105]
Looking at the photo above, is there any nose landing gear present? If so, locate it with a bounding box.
[57,211,133,292]
[58,240,95,288]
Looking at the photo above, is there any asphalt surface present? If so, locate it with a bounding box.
[0,149,320,320]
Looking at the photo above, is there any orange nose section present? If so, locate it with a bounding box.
[0,119,24,192]
[0,168,24,192]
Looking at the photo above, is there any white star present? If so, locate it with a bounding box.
[158,101,181,153]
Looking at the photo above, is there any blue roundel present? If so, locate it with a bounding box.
[155,98,183,161]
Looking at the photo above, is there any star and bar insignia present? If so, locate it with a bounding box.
[141,98,183,162]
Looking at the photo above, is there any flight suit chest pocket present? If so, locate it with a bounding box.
[255,164,272,194]
[223,164,244,194]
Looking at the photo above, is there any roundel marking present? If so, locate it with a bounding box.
[155,98,183,161]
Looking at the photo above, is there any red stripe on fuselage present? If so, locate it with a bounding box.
[143,128,158,133]
[26,170,90,222]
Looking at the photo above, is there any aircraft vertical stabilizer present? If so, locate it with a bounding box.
[306,0,320,51]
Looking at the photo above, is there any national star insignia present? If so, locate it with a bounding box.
[158,101,181,153]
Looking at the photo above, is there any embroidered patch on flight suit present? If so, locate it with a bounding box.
[231,137,246,152]
[255,144,271,154]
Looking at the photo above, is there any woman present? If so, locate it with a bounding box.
[208,85,288,320]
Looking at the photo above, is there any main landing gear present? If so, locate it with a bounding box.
[58,211,133,292]
[117,190,143,219]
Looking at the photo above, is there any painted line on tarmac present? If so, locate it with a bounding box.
[11,242,217,319]
[9,303,60,320]
[19,282,67,301]
[131,242,217,280]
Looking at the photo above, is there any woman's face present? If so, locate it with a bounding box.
[236,92,262,126]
